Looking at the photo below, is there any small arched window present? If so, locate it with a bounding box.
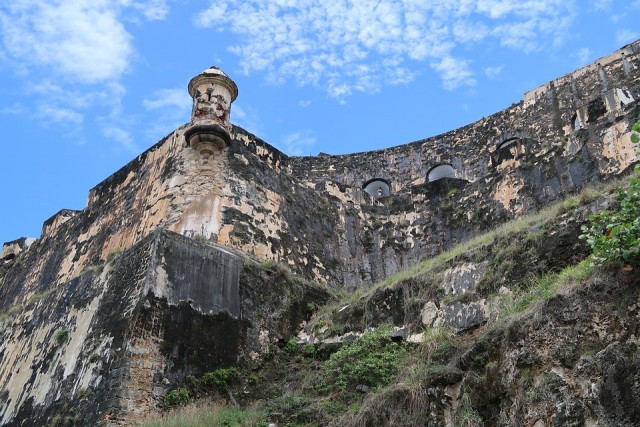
[497,137,519,151]
[363,178,390,198]
[571,113,582,130]
[427,164,455,182]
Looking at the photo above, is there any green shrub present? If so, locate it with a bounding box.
[284,338,298,354]
[301,344,317,358]
[580,119,640,266]
[185,374,199,388]
[318,326,407,392]
[201,368,240,393]
[54,328,70,345]
[163,388,190,408]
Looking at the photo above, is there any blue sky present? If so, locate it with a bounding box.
[1,0,639,245]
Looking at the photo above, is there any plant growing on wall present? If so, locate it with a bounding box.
[317,325,407,392]
[580,119,640,266]
[53,328,69,345]
[163,388,190,408]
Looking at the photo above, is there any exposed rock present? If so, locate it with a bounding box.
[0,230,330,425]
[442,262,488,296]
[442,300,486,331]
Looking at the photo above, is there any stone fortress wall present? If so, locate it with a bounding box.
[0,40,639,426]
[288,40,640,200]
[2,41,640,300]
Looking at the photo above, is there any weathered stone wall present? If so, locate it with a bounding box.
[288,41,640,194]
[0,230,329,425]
[2,42,640,304]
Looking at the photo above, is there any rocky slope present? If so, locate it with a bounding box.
[137,179,640,427]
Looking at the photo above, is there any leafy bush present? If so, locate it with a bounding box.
[318,326,406,392]
[163,388,190,408]
[201,368,240,393]
[580,120,640,266]
[284,338,298,353]
[53,328,70,345]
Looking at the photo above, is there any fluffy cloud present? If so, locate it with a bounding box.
[143,89,191,111]
[102,125,137,153]
[484,65,504,78]
[576,47,592,64]
[142,88,192,138]
[0,1,134,84]
[38,104,84,124]
[196,0,575,98]
[617,29,640,45]
[431,56,476,90]
[281,131,316,156]
[0,0,169,146]
[588,0,613,11]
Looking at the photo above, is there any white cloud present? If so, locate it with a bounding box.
[617,29,639,45]
[484,65,504,78]
[0,1,169,84]
[143,89,191,111]
[37,104,84,124]
[0,1,133,84]
[588,0,612,11]
[102,125,138,153]
[141,88,192,138]
[232,104,263,135]
[0,103,27,115]
[298,100,312,108]
[0,0,172,151]
[576,47,591,64]
[281,131,316,156]
[610,13,626,23]
[195,0,575,98]
[129,0,169,21]
[431,56,476,90]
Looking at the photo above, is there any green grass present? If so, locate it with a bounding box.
[488,259,593,323]
[259,260,278,269]
[138,405,268,427]
[193,234,209,243]
[0,304,24,324]
[454,396,483,427]
[28,290,51,305]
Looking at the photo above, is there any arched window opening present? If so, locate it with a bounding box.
[427,164,455,182]
[497,137,519,151]
[493,136,528,167]
[571,113,582,130]
[363,179,390,199]
[587,97,607,123]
